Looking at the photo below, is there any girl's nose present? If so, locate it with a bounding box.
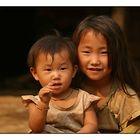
[90,54,100,66]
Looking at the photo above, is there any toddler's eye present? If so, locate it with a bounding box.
[61,67,67,70]
[45,68,51,71]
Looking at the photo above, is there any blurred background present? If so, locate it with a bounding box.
[0,7,140,133]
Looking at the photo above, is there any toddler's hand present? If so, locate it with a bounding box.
[38,83,53,104]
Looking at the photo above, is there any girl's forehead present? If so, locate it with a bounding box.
[81,29,105,39]
[80,30,107,44]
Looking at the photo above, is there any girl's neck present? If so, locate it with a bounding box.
[83,77,113,97]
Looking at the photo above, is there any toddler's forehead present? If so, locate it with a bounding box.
[42,49,69,57]
[38,49,70,61]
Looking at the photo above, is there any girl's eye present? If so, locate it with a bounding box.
[101,51,108,55]
[82,51,90,54]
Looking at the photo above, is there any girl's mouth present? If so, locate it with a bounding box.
[88,68,102,71]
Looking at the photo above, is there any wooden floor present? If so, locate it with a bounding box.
[0,95,29,133]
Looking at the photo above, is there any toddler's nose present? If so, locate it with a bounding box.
[52,71,60,80]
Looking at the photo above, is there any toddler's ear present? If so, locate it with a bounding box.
[72,65,78,78]
[30,67,39,81]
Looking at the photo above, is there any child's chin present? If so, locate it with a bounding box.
[52,91,61,95]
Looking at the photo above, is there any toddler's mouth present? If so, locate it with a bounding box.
[52,83,62,86]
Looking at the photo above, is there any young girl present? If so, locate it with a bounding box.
[21,34,100,133]
[72,15,140,133]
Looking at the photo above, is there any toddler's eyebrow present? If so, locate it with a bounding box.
[44,62,67,67]
[60,62,67,66]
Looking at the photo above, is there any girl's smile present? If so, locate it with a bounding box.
[78,30,111,81]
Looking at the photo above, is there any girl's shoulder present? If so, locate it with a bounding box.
[109,85,140,109]
[113,85,139,100]
[108,85,140,128]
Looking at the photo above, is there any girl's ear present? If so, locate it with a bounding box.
[72,65,78,78]
[30,67,39,81]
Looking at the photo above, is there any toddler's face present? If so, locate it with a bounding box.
[31,49,77,94]
[78,30,111,82]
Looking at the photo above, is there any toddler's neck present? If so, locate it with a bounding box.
[51,88,73,101]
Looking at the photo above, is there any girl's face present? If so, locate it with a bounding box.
[78,30,111,82]
[31,49,77,94]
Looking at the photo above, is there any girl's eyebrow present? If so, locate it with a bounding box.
[81,46,91,49]
[82,45,107,49]
[99,46,107,49]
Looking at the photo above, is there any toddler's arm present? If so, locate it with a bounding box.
[28,100,49,133]
[77,105,98,133]
[28,86,52,133]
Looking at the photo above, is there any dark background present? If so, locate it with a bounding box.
[0,7,140,92]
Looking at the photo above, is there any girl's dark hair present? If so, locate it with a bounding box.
[27,33,77,68]
[73,15,140,96]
